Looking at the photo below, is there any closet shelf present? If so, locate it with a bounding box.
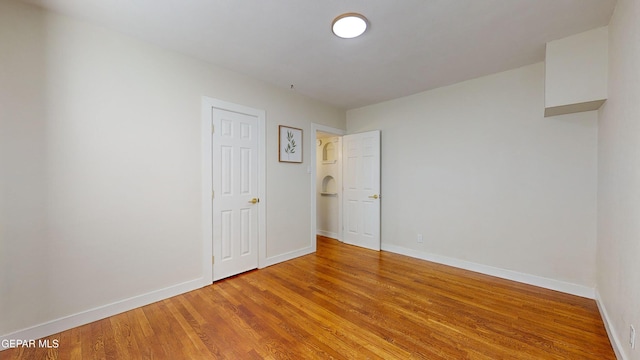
[320,192,338,196]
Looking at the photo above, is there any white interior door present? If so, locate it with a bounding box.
[342,130,381,251]
[212,108,259,281]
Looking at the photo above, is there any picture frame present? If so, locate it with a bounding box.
[279,125,303,163]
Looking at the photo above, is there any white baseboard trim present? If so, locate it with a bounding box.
[261,246,314,268]
[381,243,595,299]
[317,230,338,239]
[595,289,626,360]
[0,277,206,351]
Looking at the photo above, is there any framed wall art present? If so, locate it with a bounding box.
[279,125,303,163]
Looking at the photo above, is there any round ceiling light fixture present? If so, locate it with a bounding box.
[332,13,368,39]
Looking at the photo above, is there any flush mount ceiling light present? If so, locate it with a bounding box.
[332,13,368,39]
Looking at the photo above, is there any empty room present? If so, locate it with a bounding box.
[1,0,638,359]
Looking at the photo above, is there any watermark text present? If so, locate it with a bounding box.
[1,339,59,349]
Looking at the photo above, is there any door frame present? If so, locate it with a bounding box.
[202,97,266,284]
[310,123,346,250]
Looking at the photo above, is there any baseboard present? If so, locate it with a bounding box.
[261,245,314,268]
[316,230,338,239]
[0,277,206,351]
[595,289,626,360]
[381,243,595,299]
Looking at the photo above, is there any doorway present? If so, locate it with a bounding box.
[316,132,342,240]
[311,124,345,247]
[310,125,382,252]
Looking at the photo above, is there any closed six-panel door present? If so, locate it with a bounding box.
[212,108,259,281]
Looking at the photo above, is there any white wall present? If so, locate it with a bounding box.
[596,0,640,358]
[0,0,344,339]
[347,62,598,292]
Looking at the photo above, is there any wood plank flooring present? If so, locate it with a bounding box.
[3,236,615,359]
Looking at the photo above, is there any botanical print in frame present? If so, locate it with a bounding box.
[279,125,303,163]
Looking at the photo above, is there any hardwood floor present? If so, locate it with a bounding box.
[3,236,614,359]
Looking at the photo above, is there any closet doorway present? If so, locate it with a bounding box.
[311,124,345,247]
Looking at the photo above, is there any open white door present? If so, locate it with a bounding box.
[211,107,260,281]
[342,130,381,251]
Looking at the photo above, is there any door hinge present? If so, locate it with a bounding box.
[212,256,215,264]
[212,190,214,199]
[211,124,214,134]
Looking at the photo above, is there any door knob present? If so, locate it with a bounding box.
[368,194,379,199]
[249,198,259,204]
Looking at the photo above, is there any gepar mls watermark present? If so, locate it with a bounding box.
[2,338,59,349]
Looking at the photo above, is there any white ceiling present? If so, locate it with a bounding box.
[26,0,616,109]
